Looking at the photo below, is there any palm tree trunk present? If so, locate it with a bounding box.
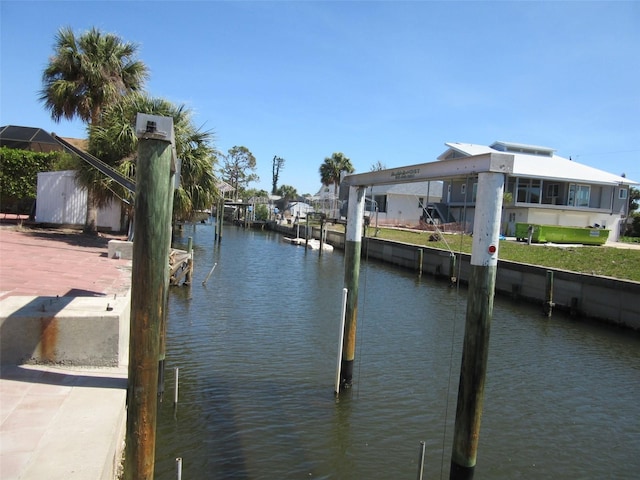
[84,186,98,234]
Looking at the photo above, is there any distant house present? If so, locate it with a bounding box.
[316,180,444,227]
[438,141,638,241]
[363,181,444,227]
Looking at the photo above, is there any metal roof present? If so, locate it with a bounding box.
[439,142,638,186]
[0,125,62,152]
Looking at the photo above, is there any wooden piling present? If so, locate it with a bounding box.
[449,253,457,285]
[417,248,423,277]
[216,198,224,244]
[124,116,175,480]
[543,270,554,317]
[185,237,193,285]
[450,171,504,480]
[341,186,365,389]
[319,217,325,257]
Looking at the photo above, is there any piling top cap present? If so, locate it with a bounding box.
[135,113,179,178]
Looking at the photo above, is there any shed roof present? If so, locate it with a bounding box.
[438,142,637,186]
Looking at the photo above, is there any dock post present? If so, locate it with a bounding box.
[319,217,325,257]
[124,114,175,480]
[340,185,365,389]
[450,171,505,480]
[334,288,348,395]
[216,198,224,244]
[544,270,554,317]
[185,237,193,285]
[449,253,457,285]
[417,248,423,277]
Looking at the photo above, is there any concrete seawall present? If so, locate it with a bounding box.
[270,222,640,330]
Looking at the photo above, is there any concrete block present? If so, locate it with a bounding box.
[0,295,131,367]
[108,239,133,260]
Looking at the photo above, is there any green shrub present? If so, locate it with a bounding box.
[0,147,76,213]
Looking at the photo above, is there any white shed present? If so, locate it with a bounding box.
[36,170,123,232]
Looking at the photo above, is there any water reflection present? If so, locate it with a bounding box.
[155,223,640,479]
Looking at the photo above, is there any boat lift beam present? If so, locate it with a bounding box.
[51,133,136,195]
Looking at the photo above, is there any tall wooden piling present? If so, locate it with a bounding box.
[341,186,365,389]
[216,198,224,244]
[450,171,504,480]
[124,115,175,480]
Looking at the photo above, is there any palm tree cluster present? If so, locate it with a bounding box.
[39,26,218,229]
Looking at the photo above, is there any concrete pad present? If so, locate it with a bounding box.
[0,295,130,367]
[0,364,127,480]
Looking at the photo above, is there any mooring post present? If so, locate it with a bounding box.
[124,114,176,480]
[319,217,325,257]
[544,270,554,317]
[334,287,348,395]
[449,252,457,286]
[216,198,224,244]
[341,185,366,389]
[450,171,505,480]
[417,248,424,277]
[185,237,193,285]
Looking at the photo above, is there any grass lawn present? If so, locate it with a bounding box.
[358,226,640,282]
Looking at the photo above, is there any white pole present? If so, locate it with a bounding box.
[334,287,348,395]
[174,367,180,405]
[176,457,182,480]
[202,263,217,286]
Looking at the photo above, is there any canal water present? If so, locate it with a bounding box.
[155,223,639,479]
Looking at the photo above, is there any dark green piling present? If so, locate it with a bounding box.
[124,115,175,480]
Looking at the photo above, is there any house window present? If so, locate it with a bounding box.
[619,188,628,200]
[546,184,559,198]
[472,183,478,202]
[568,184,591,207]
[516,178,543,204]
[373,195,387,213]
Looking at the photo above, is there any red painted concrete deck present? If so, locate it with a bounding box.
[0,225,131,300]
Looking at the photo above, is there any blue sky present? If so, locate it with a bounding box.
[2,1,639,195]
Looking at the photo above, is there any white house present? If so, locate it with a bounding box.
[437,141,638,241]
[365,181,444,227]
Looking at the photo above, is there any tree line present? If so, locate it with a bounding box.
[5,26,367,231]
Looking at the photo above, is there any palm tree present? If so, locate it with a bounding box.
[319,152,354,198]
[319,152,354,216]
[89,92,219,223]
[39,26,148,233]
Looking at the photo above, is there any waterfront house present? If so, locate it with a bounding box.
[437,141,637,241]
[361,181,445,228]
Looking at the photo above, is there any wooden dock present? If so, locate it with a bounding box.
[169,248,193,285]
